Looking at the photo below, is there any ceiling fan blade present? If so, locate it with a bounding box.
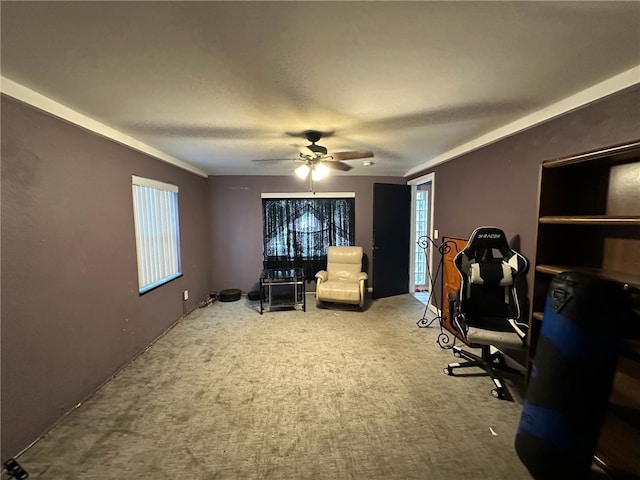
[330,150,374,161]
[300,144,328,156]
[286,130,334,140]
[251,158,296,163]
[299,146,317,157]
[323,160,352,171]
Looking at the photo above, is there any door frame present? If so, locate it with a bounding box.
[408,172,436,313]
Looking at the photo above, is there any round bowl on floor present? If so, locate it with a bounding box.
[219,288,241,302]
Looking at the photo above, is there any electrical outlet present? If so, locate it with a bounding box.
[434,229,439,239]
[183,290,189,301]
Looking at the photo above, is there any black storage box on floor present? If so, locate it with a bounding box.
[247,291,261,301]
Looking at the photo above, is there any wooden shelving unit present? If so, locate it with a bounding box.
[529,139,640,479]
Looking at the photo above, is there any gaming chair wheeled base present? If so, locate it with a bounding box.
[443,344,523,399]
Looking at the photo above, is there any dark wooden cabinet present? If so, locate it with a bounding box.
[529,140,640,478]
[441,236,468,344]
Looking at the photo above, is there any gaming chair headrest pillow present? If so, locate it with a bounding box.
[469,262,514,286]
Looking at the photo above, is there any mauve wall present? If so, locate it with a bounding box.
[409,85,640,307]
[208,175,406,294]
[1,96,211,460]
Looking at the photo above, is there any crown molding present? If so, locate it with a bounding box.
[1,76,209,178]
[404,64,640,177]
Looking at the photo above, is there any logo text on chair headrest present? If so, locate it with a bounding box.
[477,233,501,239]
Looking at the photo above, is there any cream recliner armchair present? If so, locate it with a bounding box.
[315,246,368,308]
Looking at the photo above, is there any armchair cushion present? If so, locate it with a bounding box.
[317,280,362,303]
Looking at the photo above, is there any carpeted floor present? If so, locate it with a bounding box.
[16,294,534,479]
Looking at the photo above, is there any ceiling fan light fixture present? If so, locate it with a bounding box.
[295,164,310,179]
[253,129,372,182]
[311,163,329,181]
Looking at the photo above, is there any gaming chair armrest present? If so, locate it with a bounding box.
[447,290,469,336]
[447,292,457,327]
[507,319,528,342]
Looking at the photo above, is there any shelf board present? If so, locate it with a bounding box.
[536,264,566,275]
[535,265,640,291]
[539,215,640,225]
[543,140,640,169]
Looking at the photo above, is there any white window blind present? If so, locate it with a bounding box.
[132,175,182,293]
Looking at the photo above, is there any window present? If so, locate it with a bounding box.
[414,189,428,286]
[131,175,182,293]
[262,193,355,279]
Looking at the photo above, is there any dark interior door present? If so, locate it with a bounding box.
[372,183,411,299]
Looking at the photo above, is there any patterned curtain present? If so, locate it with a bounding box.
[262,197,355,279]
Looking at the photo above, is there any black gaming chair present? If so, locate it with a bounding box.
[443,227,529,399]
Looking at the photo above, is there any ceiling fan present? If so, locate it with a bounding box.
[252,130,374,189]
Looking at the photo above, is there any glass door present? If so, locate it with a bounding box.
[414,189,428,288]
[411,176,433,305]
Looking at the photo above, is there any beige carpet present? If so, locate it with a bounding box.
[17,294,533,479]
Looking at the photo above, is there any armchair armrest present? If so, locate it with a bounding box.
[358,272,368,308]
[316,270,328,283]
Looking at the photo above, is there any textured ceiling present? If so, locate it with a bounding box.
[2,1,639,177]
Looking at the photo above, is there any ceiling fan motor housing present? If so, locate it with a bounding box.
[304,130,323,143]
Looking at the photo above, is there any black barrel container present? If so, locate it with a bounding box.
[515,271,630,479]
